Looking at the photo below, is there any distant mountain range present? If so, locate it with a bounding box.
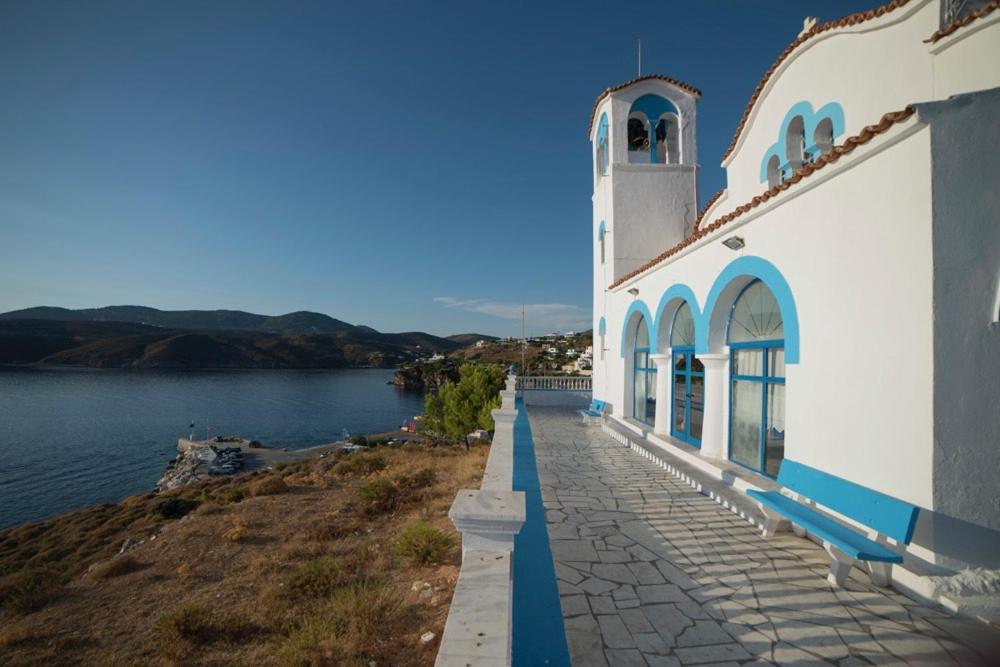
[0,306,497,370]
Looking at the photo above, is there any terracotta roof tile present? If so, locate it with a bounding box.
[692,189,725,233]
[587,74,702,136]
[925,0,999,43]
[720,0,913,163]
[608,106,916,290]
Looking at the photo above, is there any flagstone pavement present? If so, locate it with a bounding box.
[526,406,1000,667]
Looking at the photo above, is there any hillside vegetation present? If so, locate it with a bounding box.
[0,315,467,370]
[0,443,488,665]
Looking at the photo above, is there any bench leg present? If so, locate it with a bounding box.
[823,543,856,587]
[865,561,892,587]
[761,516,782,538]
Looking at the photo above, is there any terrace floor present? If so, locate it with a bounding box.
[525,406,1000,667]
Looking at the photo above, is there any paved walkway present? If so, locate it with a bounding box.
[527,406,1000,667]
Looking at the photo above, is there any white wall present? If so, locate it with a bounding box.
[602,121,937,511]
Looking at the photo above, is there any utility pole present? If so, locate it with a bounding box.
[521,304,526,375]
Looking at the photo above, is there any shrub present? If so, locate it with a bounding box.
[356,479,399,515]
[333,453,387,477]
[217,484,248,504]
[154,603,214,659]
[396,467,436,490]
[90,555,144,580]
[396,521,455,565]
[423,364,505,439]
[285,556,343,599]
[251,476,289,496]
[223,517,249,543]
[151,497,199,520]
[276,581,401,666]
[348,434,369,448]
[0,567,66,615]
[302,517,360,543]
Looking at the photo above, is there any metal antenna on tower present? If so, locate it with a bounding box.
[637,37,642,77]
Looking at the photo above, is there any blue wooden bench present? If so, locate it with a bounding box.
[747,460,919,587]
[578,399,608,423]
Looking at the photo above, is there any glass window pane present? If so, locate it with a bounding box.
[635,315,649,348]
[673,353,687,372]
[728,281,784,344]
[636,351,649,369]
[765,384,786,477]
[670,303,695,347]
[731,380,762,469]
[673,375,686,433]
[732,349,763,377]
[768,348,785,379]
[634,368,646,420]
[690,375,704,441]
[690,356,705,374]
[645,371,657,423]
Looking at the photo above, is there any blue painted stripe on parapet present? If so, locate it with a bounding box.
[511,399,571,666]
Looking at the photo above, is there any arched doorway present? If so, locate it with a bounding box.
[728,280,785,476]
[669,302,703,446]
[633,315,655,424]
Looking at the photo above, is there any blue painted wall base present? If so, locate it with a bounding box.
[512,399,571,666]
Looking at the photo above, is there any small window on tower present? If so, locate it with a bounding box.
[814,117,834,156]
[596,114,610,177]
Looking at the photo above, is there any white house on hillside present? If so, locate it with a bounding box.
[589,0,999,573]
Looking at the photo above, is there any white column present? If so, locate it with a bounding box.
[649,354,672,436]
[697,353,729,460]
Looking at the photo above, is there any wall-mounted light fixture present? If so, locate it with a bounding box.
[722,236,745,251]
[627,287,639,297]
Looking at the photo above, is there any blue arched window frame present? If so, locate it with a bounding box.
[633,315,655,424]
[628,95,680,165]
[726,279,786,478]
[596,114,609,176]
[669,302,703,447]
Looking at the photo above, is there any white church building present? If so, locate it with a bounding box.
[589,0,999,577]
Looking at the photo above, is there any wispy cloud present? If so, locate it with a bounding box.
[434,297,591,334]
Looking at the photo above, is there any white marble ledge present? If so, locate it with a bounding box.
[450,489,526,525]
[435,550,513,667]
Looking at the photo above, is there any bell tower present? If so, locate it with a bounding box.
[590,75,700,292]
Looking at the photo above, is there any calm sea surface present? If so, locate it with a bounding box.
[0,368,424,529]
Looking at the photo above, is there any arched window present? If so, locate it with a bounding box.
[766,155,782,188]
[655,114,680,164]
[814,117,834,156]
[628,114,650,157]
[598,222,606,265]
[728,280,785,477]
[596,114,610,176]
[670,303,703,445]
[633,316,655,424]
[786,115,806,170]
[629,94,681,165]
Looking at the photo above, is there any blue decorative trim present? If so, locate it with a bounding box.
[619,300,653,356]
[701,256,800,363]
[759,101,845,182]
[597,220,606,240]
[650,283,701,349]
[598,316,606,336]
[512,399,572,666]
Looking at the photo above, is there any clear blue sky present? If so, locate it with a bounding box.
[0,0,874,337]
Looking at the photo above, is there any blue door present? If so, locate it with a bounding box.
[671,347,704,447]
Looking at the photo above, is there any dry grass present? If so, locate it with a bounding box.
[0,441,487,665]
[88,554,145,580]
[250,476,289,496]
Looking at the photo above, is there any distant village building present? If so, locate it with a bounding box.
[589,3,999,572]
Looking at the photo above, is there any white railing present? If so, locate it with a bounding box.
[517,375,592,391]
[436,374,525,667]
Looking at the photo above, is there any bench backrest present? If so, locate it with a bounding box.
[590,399,607,413]
[777,460,920,544]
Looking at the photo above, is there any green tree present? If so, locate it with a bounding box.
[423,364,505,439]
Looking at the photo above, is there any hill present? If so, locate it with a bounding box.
[444,333,498,345]
[0,319,464,370]
[0,306,356,335]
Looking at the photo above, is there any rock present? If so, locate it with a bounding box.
[418,588,433,600]
[420,631,436,644]
[411,581,424,592]
[119,538,136,554]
